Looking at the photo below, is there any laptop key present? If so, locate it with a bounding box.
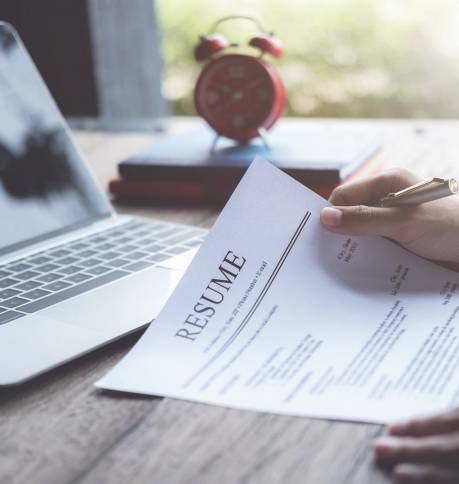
[0,278,19,289]
[86,266,110,276]
[22,288,51,300]
[145,244,167,253]
[126,251,149,261]
[133,230,150,238]
[99,251,121,261]
[66,273,92,283]
[0,310,25,325]
[43,281,72,292]
[37,273,63,283]
[98,243,116,251]
[89,236,106,244]
[117,236,132,244]
[155,227,184,239]
[69,242,89,251]
[27,256,52,265]
[2,297,29,309]
[36,263,60,273]
[117,244,137,253]
[15,270,40,281]
[16,280,42,291]
[55,256,79,265]
[0,288,21,300]
[79,258,103,268]
[137,237,158,246]
[124,261,154,272]
[106,258,131,268]
[76,249,98,258]
[7,263,32,273]
[20,270,128,313]
[147,253,170,263]
[48,249,71,258]
[58,266,83,275]
[108,230,123,237]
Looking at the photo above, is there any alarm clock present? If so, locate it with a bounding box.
[193,15,286,144]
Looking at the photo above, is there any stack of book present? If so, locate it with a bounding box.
[109,122,384,204]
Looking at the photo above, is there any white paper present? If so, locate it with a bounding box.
[97,158,459,424]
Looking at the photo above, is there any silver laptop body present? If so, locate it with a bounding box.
[0,22,203,385]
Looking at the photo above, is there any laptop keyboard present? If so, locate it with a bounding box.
[0,219,207,325]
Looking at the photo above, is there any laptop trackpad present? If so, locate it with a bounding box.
[41,266,183,334]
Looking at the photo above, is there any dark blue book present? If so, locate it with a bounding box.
[119,121,382,188]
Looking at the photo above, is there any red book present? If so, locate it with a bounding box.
[109,151,384,204]
[109,177,339,203]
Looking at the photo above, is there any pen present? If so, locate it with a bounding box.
[380,177,458,207]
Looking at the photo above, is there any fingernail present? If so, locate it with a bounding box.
[372,437,399,458]
[321,207,343,227]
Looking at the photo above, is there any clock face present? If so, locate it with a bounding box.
[194,54,285,141]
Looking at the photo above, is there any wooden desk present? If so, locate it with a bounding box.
[2,119,459,484]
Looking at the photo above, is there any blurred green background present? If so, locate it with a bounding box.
[156,0,459,118]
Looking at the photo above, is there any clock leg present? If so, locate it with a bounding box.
[209,133,221,153]
[258,128,271,150]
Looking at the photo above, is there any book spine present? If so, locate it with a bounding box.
[118,163,341,187]
[109,178,336,203]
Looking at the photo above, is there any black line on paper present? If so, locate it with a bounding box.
[183,211,311,388]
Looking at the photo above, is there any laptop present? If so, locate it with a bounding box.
[0,22,205,385]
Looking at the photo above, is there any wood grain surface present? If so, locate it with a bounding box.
[2,118,458,484]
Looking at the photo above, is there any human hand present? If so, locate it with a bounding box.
[320,169,459,265]
[373,406,459,483]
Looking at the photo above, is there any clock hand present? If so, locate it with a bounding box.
[206,78,266,115]
[209,85,235,105]
[239,78,264,92]
[213,78,263,102]
[225,79,265,105]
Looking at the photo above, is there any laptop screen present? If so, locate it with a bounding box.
[0,24,112,256]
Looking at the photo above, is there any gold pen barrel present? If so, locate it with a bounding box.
[381,178,458,207]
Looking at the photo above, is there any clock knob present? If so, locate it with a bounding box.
[194,34,230,62]
[249,34,283,58]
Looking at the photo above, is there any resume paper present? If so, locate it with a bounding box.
[97,158,459,424]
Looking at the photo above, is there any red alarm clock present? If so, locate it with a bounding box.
[193,15,285,144]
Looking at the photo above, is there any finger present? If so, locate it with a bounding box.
[329,168,421,206]
[320,204,414,238]
[373,434,459,466]
[390,407,459,437]
[394,463,459,484]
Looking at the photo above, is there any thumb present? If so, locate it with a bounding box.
[320,205,408,238]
